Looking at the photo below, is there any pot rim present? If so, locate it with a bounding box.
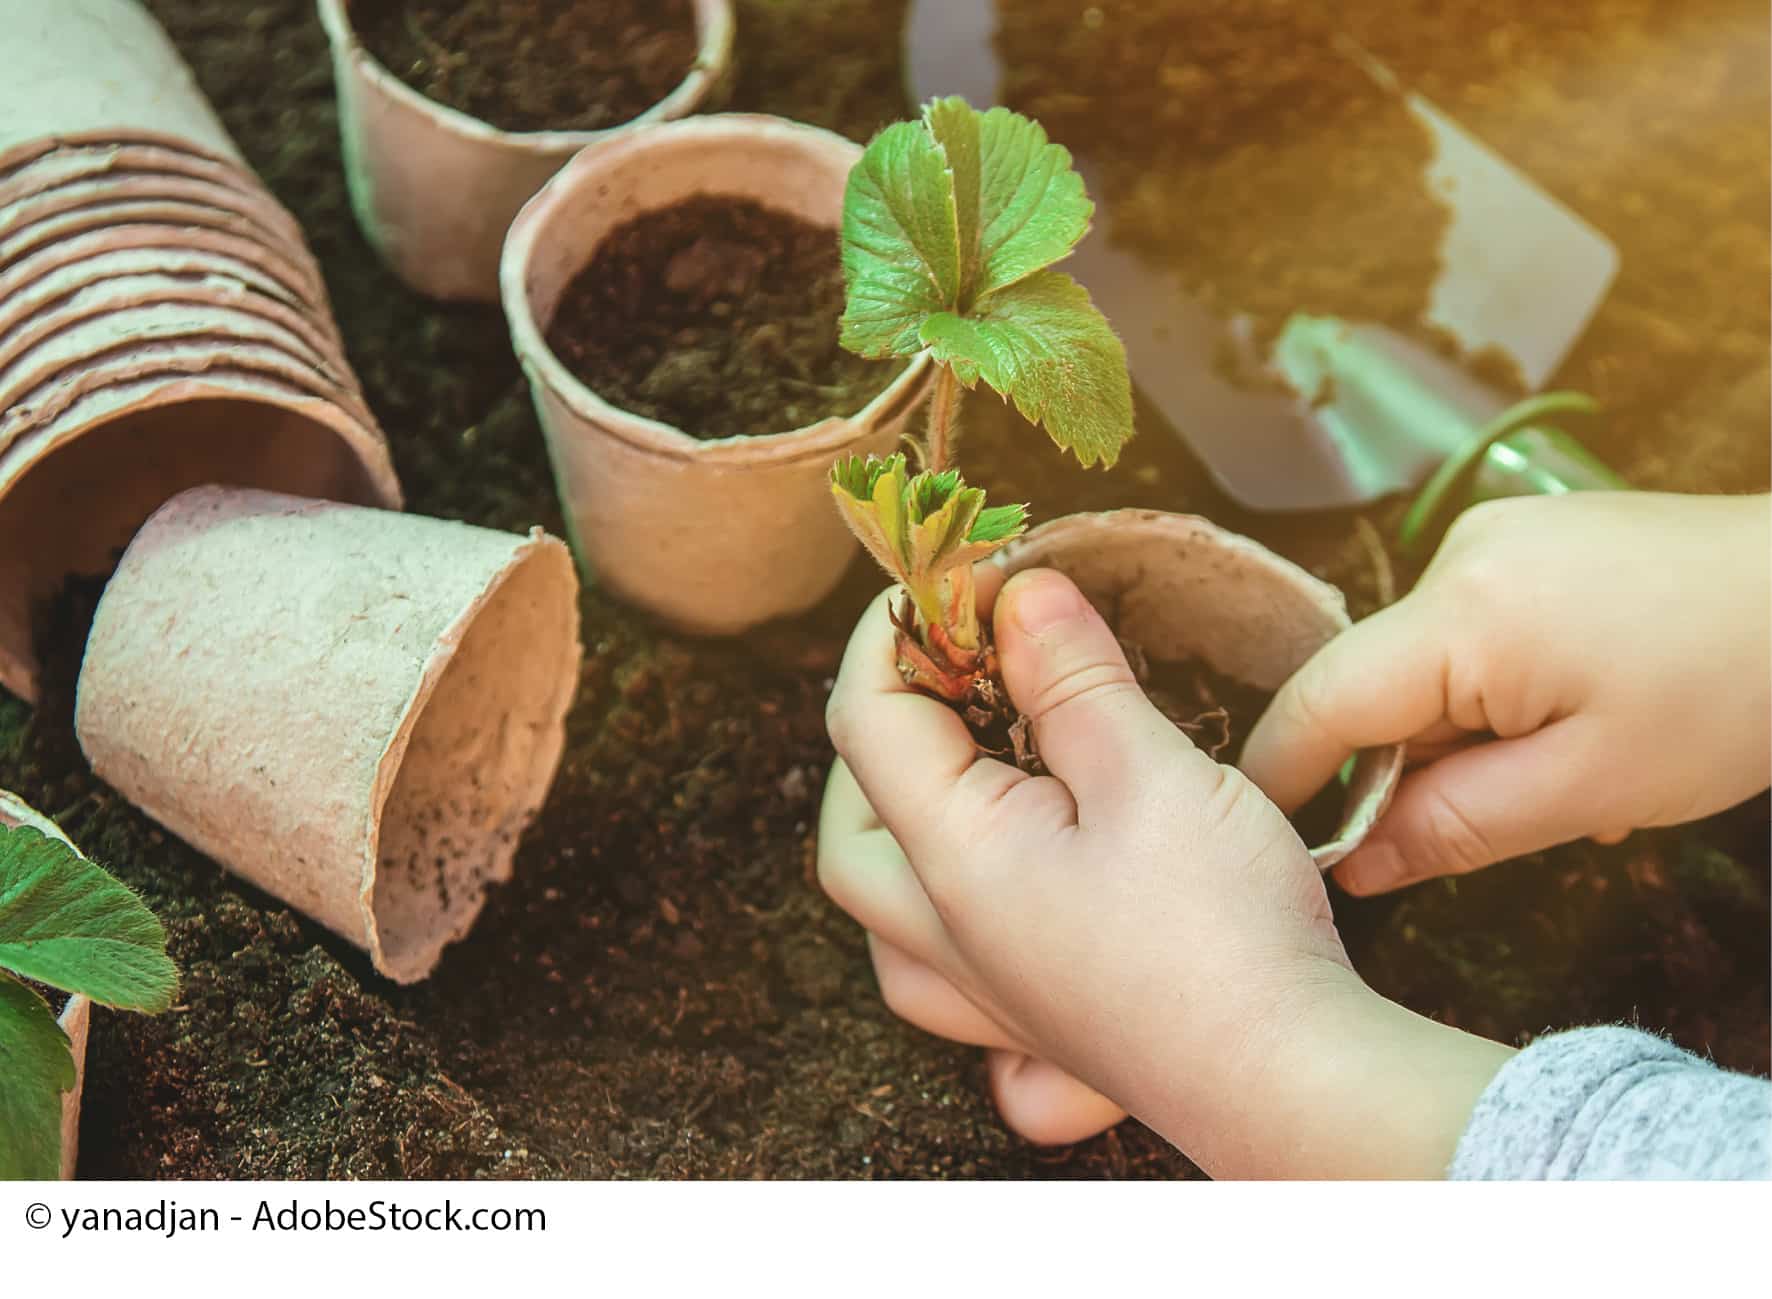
[501,112,933,468]
[1,170,309,256]
[0,322,372,440]
[995,508,1404,870]
[0,224,331,318]
[317,0,736,154]
[0,278,355,393]
[0,132,268,209]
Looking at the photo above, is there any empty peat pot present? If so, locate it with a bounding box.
[501,113,932,636]
[818,508,1405,1145]
[0,0,241,162]
[318,0,735,302]
[75,486,584,983]
[0,789,92,1181]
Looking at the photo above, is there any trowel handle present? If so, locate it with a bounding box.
[1475,424,1629,503]
[1399,391,1622,557]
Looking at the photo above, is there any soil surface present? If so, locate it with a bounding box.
[0,0,1762,1180]
[999,0,1453,354]
[545,196,902,439]
[353,0,700,133]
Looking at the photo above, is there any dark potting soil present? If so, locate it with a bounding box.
[353,0,700,134]
[544,196,904,440]
[3,0,1756,1181]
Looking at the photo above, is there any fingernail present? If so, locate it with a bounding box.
[1340,840,1405,896]
[1007,570,1088,636]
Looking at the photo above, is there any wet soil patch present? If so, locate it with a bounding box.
[545,195,902,440]
[353,0,699,134]
[0,0,1755,1181]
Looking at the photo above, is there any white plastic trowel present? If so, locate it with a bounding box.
[906,0,1625,515]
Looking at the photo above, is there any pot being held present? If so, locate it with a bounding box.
[502,113,932,636]
[819,509,1405,1146]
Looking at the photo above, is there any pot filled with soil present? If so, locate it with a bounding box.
[75,485,584,984]
[501,114,931,635]
[820,507,1404,1144]
[319,0,736,302]
[0,790,92,1181]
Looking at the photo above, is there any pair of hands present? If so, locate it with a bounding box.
[817,492,1771,1177]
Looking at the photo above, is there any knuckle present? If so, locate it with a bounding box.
[1414,787,1499,873]
[1027,657,1138,722]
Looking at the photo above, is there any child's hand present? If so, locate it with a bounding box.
[820,564,1511,1175]
[1244,492,1772,897]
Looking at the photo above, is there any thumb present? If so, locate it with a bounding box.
[993,568,1189,813]
[1335,717,1616,895]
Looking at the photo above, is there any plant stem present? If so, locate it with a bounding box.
[924,363,961,472]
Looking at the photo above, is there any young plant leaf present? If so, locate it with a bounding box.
[926,100,1093,302]
[0,826,177,1012]
[0,968,74,1180]
[920,271,1134,468]
[830,455,1029,635]
[839,121,963,358]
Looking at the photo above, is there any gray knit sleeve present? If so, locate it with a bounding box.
[1448,1025,1772,1179]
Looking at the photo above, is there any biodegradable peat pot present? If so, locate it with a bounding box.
[0,336,376,452]
[0,224,332,318]
[0,134,276,207]
[502,114,933,635]
[318,0,736,302]
[1,173,305,255]
[0,194,307,271]
[0,373,400,703]
[0,272,358,386]
[0,244,329,335]
[819,509,1405,1146]
[0,303,362,423]
[0,790,93,1182]
[0,134,306,221]
[0,0,241,163]
[75,486,584,983]
[997,510,1404,865]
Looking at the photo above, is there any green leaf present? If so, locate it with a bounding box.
[0,825,177,1012]
[0,968,74,1180]
[921,271,1135,468]
[922,98,983,297]
[969,503,1031,544]
[839,121,963,358]
[921,98,1092,308]
[968,106,1092,300]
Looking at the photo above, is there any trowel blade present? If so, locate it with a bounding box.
[904,0,1620,512]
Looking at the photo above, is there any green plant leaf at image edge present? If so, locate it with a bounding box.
[0,825,178,1012]
[0,968,74,1180]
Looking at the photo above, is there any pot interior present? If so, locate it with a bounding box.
[368,541,577,983]
[0,395,385,701]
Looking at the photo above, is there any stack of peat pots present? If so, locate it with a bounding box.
[0,0,401,702]
[2,1,584,1003]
